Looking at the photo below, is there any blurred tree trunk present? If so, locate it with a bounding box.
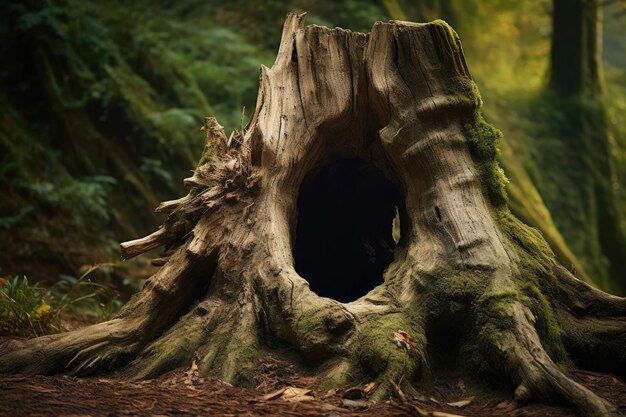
[549,0,626,293]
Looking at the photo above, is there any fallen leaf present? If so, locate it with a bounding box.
[321,388,337,399]
[393,330,418,351]
[281,387,314,402]
[392,330,428,366]
[341,398,369,408]
[189,360,198,372]
[447,396,474,408]
[261,387,287,401]
[183,360,199,386]
[262,386,314,402]
[429,396,441,405]
[363,382,376,394]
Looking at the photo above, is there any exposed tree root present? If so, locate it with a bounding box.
[475,273,620,417]
[553,266,626,377]
[0,244,217,376]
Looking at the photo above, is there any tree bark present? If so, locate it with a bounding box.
[549,0,626,293]
[1,14,625,417]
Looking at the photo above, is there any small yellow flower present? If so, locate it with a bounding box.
[34,304,52,318]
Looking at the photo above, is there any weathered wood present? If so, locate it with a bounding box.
[154,196,191,214]
[120,228,170,260]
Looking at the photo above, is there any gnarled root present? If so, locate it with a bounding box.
[475,271,621,417]
[0,318,143,376]
[553,265,626,376]
[0,244,217,376]
[1,245,624,417]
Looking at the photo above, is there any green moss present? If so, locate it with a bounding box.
[196,147,215,170]
[196,325,261,387]
[355,312,425,379]
[129,316,210,379]
[463,116,509,207]
[228,344,262,386]
[320,358,360,389]
[444,76,511,208]
[292,301,355,360]
[495,208,555,275]
[520,284,569,364]
[431,19,460,50]
[429,269,486,303]
[469,282,569,377]
[475,290,519,330]
[294,305,332,335]
[466,289,521,377]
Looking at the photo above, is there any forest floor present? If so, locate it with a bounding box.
[1,352,625,417]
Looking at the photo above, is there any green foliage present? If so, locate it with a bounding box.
[0,0,274,271]
[0,276,55,337]
[0,266,123,337]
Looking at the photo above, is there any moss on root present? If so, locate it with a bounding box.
[475,290,520,331]
[224,344,262,386]
[320,358,362,389]
[428,268,486,305]
[130,326,207,380]
[292,301,354,360]
[520,284,569,365]
[355,313,425,380]
[196,327,261,386]
[496,208,554,272]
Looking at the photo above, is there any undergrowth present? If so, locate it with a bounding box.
[0,265,123,337]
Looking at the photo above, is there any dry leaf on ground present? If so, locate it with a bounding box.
[446,396,474,408]
[261,386,315,402]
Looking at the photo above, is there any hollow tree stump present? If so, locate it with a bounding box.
[2,14,625,417]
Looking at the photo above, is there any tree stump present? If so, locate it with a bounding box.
[2,14,625,417]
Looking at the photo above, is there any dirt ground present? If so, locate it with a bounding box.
[1,352,625,417]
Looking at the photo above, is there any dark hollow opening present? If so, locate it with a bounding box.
[293,157,401,303]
